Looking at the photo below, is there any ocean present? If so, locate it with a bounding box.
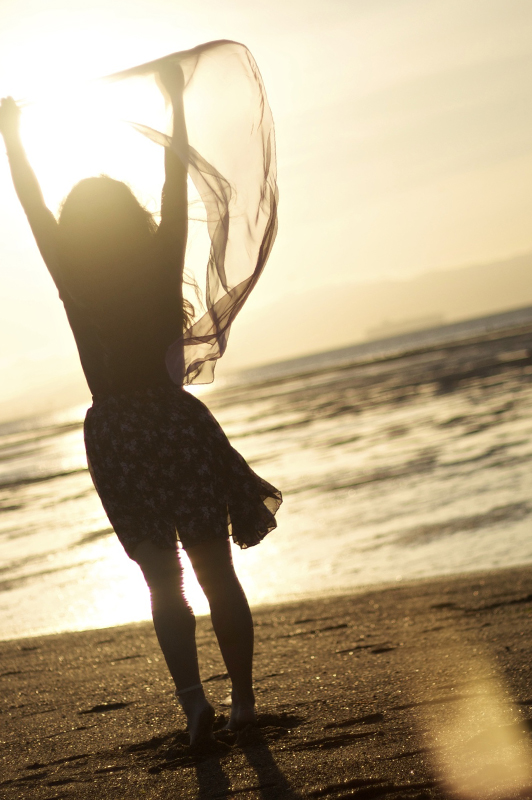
[2,306,532,641]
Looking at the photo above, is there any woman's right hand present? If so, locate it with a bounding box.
[158,62,185,98]
[0,97,21,143]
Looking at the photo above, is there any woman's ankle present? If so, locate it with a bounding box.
[232,686,255,709]
[224,690,257,731]
[175,684,207,712]
[175,685,215,745]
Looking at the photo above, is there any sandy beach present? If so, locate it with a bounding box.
[2,565,532,799]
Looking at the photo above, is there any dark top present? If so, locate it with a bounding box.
[18,149,187,397]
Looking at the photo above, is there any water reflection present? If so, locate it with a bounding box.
[5,323,532,640]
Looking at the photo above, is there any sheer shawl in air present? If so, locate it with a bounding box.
[105,40,278,385]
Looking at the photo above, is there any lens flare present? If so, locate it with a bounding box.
[426,648,532,799]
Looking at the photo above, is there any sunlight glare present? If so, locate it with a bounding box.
[17,61,212,291]
[20,74,167,216]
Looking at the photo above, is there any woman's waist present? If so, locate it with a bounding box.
[84,346,179,398]
[91,378,183,404]
[85,382,209,433]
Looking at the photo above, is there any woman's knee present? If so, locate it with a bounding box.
[186,538,242,598]
[133,539,183,590]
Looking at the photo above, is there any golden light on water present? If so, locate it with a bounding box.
[109,543,211,621]
[62,533,211,636]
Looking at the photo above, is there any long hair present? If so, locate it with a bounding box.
[57,176,195,329]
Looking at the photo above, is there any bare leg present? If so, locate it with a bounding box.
[186,537,256,729]
[133,539,214,745]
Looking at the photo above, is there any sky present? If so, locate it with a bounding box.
[0,0,532,414]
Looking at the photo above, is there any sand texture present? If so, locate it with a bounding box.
[2,566,532,799]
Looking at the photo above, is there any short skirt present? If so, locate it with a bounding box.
[84,384,282,558]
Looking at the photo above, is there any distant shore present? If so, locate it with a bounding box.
[2,565,532,799]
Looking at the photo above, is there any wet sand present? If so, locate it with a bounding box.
[2,565,532,799]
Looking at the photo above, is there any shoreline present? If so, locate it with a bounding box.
[2,564,532,799]
[2,558,530,645]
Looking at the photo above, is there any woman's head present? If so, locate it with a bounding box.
[57,175,195,331]
[57,176,157,301]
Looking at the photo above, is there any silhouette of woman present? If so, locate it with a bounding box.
[0,55,281,748]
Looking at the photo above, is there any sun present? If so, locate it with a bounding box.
[20,73,169,218]
[6,27,214,338]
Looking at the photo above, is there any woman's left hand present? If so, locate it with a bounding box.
[0,97,21,143]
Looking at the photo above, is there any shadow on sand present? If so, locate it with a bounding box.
[127,711,301,798]
[195,713,301,799]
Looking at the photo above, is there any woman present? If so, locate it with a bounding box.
[0,60,281,748]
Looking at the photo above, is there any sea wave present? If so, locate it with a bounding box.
[2,308,532,638]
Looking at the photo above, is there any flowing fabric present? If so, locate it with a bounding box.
[105,40,278,385]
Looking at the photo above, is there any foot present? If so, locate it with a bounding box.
[189,702,216,749]
[177,689,216,748]
[223,689,257,731]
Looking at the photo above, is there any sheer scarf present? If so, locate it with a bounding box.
[105,40,278,385]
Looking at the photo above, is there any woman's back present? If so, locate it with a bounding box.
[26,168,189,397]
[62,256,184,396]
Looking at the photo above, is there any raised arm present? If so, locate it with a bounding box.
[156,65,189,270]
[0,97,61,283]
